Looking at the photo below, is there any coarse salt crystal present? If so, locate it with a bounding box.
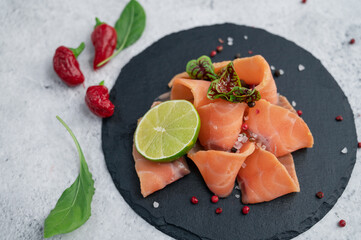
[279,69,284,75]
[241,163,247,168]
[153,201,159,208]
[228,41,233,46]
[261,145,266,150]
[292,101,297,107]
[251,133,258,138]
[270,65,275,71]
[227,37,233,42]
[235,185,240,190]
[256,142,262,148]
[244,35,248,40]
[298,64,305,71]
[235,142,243,149]
[244,116,249,121]
[235,194,240,198]
[341,147,348,154]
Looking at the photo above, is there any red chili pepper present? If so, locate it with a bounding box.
[85,81,115,118]
[53,42,85,86]
[91,18,117,70]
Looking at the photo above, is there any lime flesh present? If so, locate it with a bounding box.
[134,100,200,162]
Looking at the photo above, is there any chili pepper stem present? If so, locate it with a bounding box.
[69,42,86,58]
[94,17,104,29]
[96,46,124,67]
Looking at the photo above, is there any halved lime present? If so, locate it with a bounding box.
[134,100,200,162]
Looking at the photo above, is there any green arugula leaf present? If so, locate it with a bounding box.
[44,116,95,238]
[186,55,218,80]
[207,62,261,103]
[97,0,146,67]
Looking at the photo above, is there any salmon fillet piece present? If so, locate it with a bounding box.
[170,78,216,109]
[169,55,277,104]
[237,148,300,204]
[132,145,190,197]
[245,99,313,157]
[278,95,296,113]
[188,142,255,197]
[278,153,300,191]
[213,55,278,104]
[197,101,247,150]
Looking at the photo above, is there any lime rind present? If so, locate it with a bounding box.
[134,100,200,162]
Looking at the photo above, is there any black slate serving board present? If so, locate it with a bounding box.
[102,24,357,240]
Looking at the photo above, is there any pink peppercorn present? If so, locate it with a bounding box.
[216,45,223,52]
[242,123,248,131]
[349,38,355,44]
[210,50,217,57]
[215,207,222,214]
[339,219,346,227]
[248,50,253,54]
[358,142,361,148]
[297,110,303,116]
[191,196,198,204]
[211,195,219,203]
[335,115,343,121]
[242,206,250,215]
[316,191,324,199]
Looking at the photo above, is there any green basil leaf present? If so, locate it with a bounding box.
[96,0,146,67]
[115,0,146,50]
[44,116,95,238]
[186,55,218,80]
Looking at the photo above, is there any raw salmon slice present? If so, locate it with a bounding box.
[197,101,247,150]
[213,55,278,104]
[132,145,190,197]
[245,99,313,157]
[278,95,296,113]
[170,78,216,108]
[278,153,300,191]
[188,142,255,197]
[169,56,277,104]
[237,148,300,204]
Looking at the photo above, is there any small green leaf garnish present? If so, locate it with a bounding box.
[186,55,218,80]
[44,116,95,238]
[207,62,261,103]
[99,80,105,86]
[97,0,146,67]
[69,42,85,58]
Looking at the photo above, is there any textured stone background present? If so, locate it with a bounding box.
[0,0,360,239]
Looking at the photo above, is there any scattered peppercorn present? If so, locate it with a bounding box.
[249,137,256,142]
[218,38,224,44]
[335,115,343,121]
[242,123,248,131]
[242,206,250,215]
[215,207,222,214]
[216,45,223,52]
[274,70,281,77]
[191,196,198,204]
[211,195,219,203]
[349,38,355,44]
[297,110,303,116]
[339,219,346,227]
[231,147,237,153]
[358,142,361,148]
[316,191,324,199]
[248,50,253,54]
[234,53,241,59]
[247,102,256,108]
[210,50,217,57]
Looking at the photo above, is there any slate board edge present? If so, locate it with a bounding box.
[101,23,358,240]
